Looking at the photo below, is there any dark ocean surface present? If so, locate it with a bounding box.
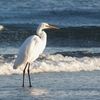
[0,0,100,54]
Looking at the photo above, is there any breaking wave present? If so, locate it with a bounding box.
[0,53,100,75]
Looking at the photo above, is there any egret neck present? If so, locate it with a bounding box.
[36,26,47,53]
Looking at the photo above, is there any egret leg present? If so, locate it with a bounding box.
[22,62,28,87]
[27,63,32,87]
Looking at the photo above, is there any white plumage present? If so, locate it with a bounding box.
[13,22,59,87]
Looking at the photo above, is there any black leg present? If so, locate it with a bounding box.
[22,62,28,87]
[27,63,32,87]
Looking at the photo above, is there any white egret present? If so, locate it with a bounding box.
[13,22,59,87]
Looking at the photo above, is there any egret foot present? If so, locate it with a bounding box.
[22,84,24,87]
[28,85,32,88]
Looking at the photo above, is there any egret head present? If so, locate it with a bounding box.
[37,22,59,35]
[39,22,59,30]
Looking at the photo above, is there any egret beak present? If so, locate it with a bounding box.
[47,25,59,29]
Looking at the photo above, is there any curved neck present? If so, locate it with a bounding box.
[36,26,42,36]
[36,27,47,54]
[36,27,47,43]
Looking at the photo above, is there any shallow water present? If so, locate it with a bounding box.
[0,71,100,100]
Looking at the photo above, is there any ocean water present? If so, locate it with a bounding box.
[0,71,100,100]
[0,0,100,99]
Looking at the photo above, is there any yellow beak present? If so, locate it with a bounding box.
[47,25,59,29]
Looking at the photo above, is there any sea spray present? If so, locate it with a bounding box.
[0,54,100,75]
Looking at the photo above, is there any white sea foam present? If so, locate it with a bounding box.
[0,54,100,75]
[30,88,48,96]
[0,25,3,30]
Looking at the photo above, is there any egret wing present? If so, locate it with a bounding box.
[13,35,41,69]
